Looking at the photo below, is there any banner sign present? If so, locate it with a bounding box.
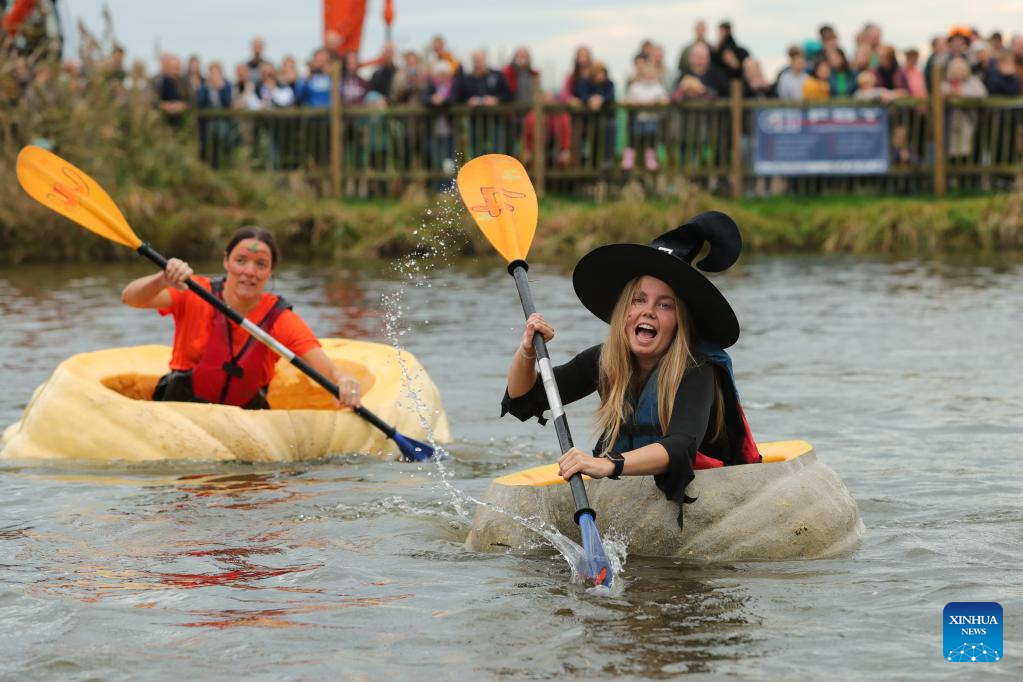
[753,107,890,176]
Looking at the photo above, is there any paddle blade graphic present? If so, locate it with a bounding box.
[457,154,537,263]
[16,146,141,249]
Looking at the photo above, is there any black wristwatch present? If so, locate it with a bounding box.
[604,451,625,480]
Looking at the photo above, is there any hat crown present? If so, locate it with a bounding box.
[650,210,742,273]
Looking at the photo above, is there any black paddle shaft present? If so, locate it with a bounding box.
[136,243,395,437]
[509,260,596,524]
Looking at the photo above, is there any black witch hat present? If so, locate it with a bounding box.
[572,210,742,348]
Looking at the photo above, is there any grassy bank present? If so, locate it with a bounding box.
[3,164,1022,265]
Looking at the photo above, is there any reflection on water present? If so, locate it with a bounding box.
[2,254,1023,679]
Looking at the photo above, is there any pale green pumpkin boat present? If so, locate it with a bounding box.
[466,440,864,561]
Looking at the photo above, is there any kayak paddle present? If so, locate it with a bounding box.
[456,154,613,588]
[15,145,434,462]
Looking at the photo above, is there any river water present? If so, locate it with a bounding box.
[1,250,1021,680]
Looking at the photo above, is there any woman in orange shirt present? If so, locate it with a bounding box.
[122,226,361,409]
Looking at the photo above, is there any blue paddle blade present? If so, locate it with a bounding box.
[578,512,613,588]
[392,432,435,462]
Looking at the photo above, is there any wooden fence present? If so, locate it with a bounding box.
[193,77,1023,199]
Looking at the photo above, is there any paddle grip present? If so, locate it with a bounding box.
[509,261,596,525]
[136,242,397,441]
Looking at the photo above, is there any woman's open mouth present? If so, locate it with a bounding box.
[635,323,657,341]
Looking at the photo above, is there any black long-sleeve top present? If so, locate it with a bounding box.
[501,344,718,505]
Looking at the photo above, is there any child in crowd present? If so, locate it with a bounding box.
[622,60,669,170]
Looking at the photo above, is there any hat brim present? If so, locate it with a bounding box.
[572,244,739,348]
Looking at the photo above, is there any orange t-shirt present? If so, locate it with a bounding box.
[158,276,321,380]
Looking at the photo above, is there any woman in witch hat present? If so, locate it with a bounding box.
[502,211,760,517]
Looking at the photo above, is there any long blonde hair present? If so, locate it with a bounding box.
[595,277,722,452]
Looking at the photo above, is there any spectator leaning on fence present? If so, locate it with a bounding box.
[623,59,669,171]
[898,49,927,98]
[803,58,831,100]
[1013,35,1023,84]
[368,43,397,101]
[197,61,232,109]
[650,44,670,91]
[826,47,856,97]
[673,42,728,100]
[502,47,537,105]
[233,63,259,109]
[854,70,897,103]
[296,48,333,108]
[154,53,188,124]
[424,60,456,174]
[256,62,294,108]
[819,24,839,53]
[278,56,299,103]
[582,60,616,111]
[561,46,593,104]
[987,49,1021,96]
[712,21,749,83]
[850,42,872,75]
[971,41,994,89]
[677,20,707,78]
[860,22,883,67]
[874,46,901,92]
[247,37,267,83]
[455,50,512,106]
[942,57,988,162]
[924,35,949,91]
[742,58,773,98]
[339,51,368,105]
[391,50,429,105]
[185,55,204,105]
[430,35,461,76]
[775,46,807,100]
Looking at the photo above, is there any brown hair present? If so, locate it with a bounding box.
[225,226,280,268]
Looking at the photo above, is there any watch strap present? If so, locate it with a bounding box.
[605,451,624,480]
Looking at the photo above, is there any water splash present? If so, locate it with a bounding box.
[379,171,628,591]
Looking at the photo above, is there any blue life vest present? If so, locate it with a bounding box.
[607,343,760,468]
[610,366,662,453]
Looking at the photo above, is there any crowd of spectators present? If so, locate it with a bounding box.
[123,22,1023,119]
[5,19,1021,177]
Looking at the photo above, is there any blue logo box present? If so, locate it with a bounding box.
[944,602,1002,662]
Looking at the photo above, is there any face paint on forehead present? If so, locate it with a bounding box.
[247,241,263,253]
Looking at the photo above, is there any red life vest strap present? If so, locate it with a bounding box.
[191,278,291,407]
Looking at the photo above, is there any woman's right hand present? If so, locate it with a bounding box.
[162,258,193,290]
[520,313,554,358]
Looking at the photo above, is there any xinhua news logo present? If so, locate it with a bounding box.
[944,602,1002,662]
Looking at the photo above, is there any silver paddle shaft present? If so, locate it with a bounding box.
[509,261,595,523]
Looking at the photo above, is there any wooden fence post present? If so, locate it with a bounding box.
[531,74,546,198]
[729,79,744,199]
[930,65,946,196]
[330,59,343,198]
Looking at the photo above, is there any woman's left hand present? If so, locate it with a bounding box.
[335,371,361,408]
[558,447,615,480]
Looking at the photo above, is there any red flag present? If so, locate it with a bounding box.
[2,0,37,37]
[323,0,367,55]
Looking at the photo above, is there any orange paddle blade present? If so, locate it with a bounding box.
[16,146,141,249]
[456,154,537,263]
